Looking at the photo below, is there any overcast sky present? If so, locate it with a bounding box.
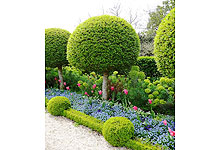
[44,0,164,33]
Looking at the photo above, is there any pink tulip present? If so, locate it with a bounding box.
[91,90,94,93]
[85,92,88,95]
[163,120,167,126]
[168,127,172,133]
[66,86,70,90]
[109,98,111,100]
[133,106,138,110]
[58,80,61,83]
[123,89,128,95]
[70,93,72,95]
[54,77,57,80]
[111,86,114,91]
[171,131,175,136]
[45,81,46,83]
[77,83,81,87]
[92,84,96,89]
[98,90,102,95]
[87,95,89,97]
[64,82,66,86]
[148,99,152,104]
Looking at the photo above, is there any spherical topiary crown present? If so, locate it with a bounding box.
[154,8,175,78]
[67,15,140,74]
[47,96,71,116]
[102,117,134,147]
[45,28,71,68]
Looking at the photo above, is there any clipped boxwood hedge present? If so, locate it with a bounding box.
[136,56,161,79]
[63,108,104,134]
[125,139,162,150]
[102,117,134,147]
[47,96,71,116]
[67,15,140,75]
[154,8,175,78]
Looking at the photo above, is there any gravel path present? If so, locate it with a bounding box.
[45,111,129,150]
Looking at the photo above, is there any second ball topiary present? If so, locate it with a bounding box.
[102,117,134,147]
[47,96,71,116]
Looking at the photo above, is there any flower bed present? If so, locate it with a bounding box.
[46,89,175,149]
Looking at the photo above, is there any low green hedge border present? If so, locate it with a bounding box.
[46,96,162,150]
[63,108,104,134]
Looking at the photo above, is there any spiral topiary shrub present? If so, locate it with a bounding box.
[102,117,134,147]
[47,96,71,116]
[67,15,140,99]
[45,28,71,89]
[154,8,175,78]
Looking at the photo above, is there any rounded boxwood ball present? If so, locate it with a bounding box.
[47,96,71,116]
[67,15,140,74]
[154,8,175,78]
[45,28,71,68]
[102,117,134,147]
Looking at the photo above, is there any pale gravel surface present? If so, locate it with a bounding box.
[45,111,129,150]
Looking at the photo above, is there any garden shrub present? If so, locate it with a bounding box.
[45,97,49,107]
[45,28,71,89]
[63,108,104,134]
[47,96,71,116]
[154,8,175,78]
[136,56,161,80]
[102,117,134,147]
[125,139,162,150]
[67,15,140,99]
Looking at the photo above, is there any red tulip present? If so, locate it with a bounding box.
[66,86,70,90]
[163,120,167,126]
[148,99,152,104]
[111,86,114,91]
[77,83,81,87]
[133,106,138,110]
[109,98,111,100]
[58,80,61,83]
[64,82,66,86]
[98,90,102,95]
[54,77,57,80]
[123,89,128,95]
[171,131,175,136]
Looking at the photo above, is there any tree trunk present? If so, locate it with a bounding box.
[102,72,108,100]
[58,66,64,90]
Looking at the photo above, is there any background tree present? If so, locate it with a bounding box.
[67,15,140,99]
[45,28,71,89]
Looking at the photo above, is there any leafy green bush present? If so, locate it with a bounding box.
[63,108,104,134]
[124,139,162,150]
[67,15,140,75]
[45,66,86,92]
[102,117,134,147]
[47,96,71,116]
[45,97,49,107]
[45,28,70,68]
[154,8,175,78]
[136,56,161,80]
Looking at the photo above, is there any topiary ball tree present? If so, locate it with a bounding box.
[47,96,71,116]
[102,117,134,147]
[67,15,140,99]
[45,28,71,89]
[154,8,175,78]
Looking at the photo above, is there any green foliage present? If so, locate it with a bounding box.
[136,56,161,79]
[67,15,140,75]
[102,117,134,147]
[124,139,162,150]
[45,28,71,68]
[47,96,71,116]
[63,108,104,134]
[45,97,49,107]
[45,66,86,91]
[154,8,175,78]
[145,0,175,42]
